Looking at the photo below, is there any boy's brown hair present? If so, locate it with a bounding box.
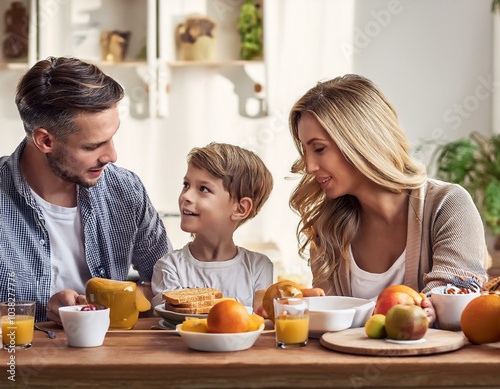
[187,142,273,223]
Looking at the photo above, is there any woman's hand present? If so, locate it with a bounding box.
[253,289,268,318]
[421,297,436,327]
[252,287,326,318]
[301,288,326,297]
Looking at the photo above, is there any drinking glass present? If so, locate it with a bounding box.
[274,297,309,348]
[1,301,36,350]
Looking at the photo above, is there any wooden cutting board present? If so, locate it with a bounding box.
[320,328,466,356]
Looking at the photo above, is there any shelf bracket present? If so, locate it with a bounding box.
[218,63,267,119]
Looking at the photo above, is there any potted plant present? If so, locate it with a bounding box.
[493,0,500,13]
[237,0,263,60]
[430,131,500,267]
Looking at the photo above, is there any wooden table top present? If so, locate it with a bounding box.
[1,318,499,388]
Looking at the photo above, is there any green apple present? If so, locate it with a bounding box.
[385,304,428,340]
[364,314,387,339]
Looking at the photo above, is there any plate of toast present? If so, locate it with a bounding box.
[155,305,207,324]
[154,287,224,324]
[154,287,253,324]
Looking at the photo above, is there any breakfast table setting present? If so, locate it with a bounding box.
[2,278,500,388]
[2,315,500,388]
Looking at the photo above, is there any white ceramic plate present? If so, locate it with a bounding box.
[154,304,253,325]
[176,323,265,352]
[157,319,178,330]
[385,338,426,344]
[154,304,207,324]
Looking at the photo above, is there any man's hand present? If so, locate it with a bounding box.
[46,290,87,325]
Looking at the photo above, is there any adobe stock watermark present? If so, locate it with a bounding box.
[5,272,17,382]
[2,272,67,385]
[341,0,408,60]
[240,107,289,153]
[414,74,499,170]
[211,0,242,20]
[38,0,70,28]
[423,74,499,146]
[441,75,499,132]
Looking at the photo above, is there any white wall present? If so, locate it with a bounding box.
[0,0,494,285]
[351,0,493,150]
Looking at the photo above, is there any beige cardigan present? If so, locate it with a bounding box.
[314,179,489,296]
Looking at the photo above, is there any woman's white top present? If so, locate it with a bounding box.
[349,245,406,301]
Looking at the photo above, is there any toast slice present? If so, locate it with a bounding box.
[164,302,213,314]
[173,299,221,308]
[483,276,500,292]
[162,288,223,305]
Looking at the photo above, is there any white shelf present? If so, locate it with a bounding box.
[158,0,267,118]
[97,60,149,68]
[0,0,266,119]
[0,62,30,70]
[167,60,264,68]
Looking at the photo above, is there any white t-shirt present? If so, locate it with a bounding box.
[349,245,406,301]
[151,244,273,308]
[31,190,90,296]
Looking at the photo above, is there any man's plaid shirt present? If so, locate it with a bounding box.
[1,140,171,321]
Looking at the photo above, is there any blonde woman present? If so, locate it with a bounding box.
[289,74,489,327]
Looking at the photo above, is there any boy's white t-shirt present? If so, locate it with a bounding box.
[349,245,406,301]
[151,244,273,308]
[31,190,90,296]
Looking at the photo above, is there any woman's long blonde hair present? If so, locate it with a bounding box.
[289,74,427,292]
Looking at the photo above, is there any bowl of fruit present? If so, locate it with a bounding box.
[58,304,110,347]
[176,300,265,352]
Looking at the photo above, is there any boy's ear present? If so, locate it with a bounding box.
[232,197,253,221]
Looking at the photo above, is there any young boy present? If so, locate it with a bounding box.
[151,142,274,309]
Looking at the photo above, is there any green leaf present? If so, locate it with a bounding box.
[484,180,500,234]
[430,131,500,235]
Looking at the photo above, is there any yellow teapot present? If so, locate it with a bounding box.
[85,278,151,329]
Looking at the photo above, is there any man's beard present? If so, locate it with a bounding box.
[46,150,102,189]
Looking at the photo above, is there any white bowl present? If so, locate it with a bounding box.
[59,305,110,347]
[306,296,375,338]
[176,324,265,352]
[430,290,480,331]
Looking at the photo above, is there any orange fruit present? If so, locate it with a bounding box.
[180,318,208,333]
[207,300,250,333]
[460,293,500,344]
[248,313,265,331]
[262,280,303,323]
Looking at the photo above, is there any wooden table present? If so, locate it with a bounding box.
[1,318,499,388]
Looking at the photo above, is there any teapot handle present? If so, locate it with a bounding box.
[135,288,151,312]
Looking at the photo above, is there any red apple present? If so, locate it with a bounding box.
[385,304,429,340]
[373,284,425,315]
[373,291,415,315]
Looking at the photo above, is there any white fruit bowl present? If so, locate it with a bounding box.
[429,288,480,331]
[176,324,265,352]
[306,296,375,338]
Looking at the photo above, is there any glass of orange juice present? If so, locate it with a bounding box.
[273,297,309,349]
[1,301,36,350]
